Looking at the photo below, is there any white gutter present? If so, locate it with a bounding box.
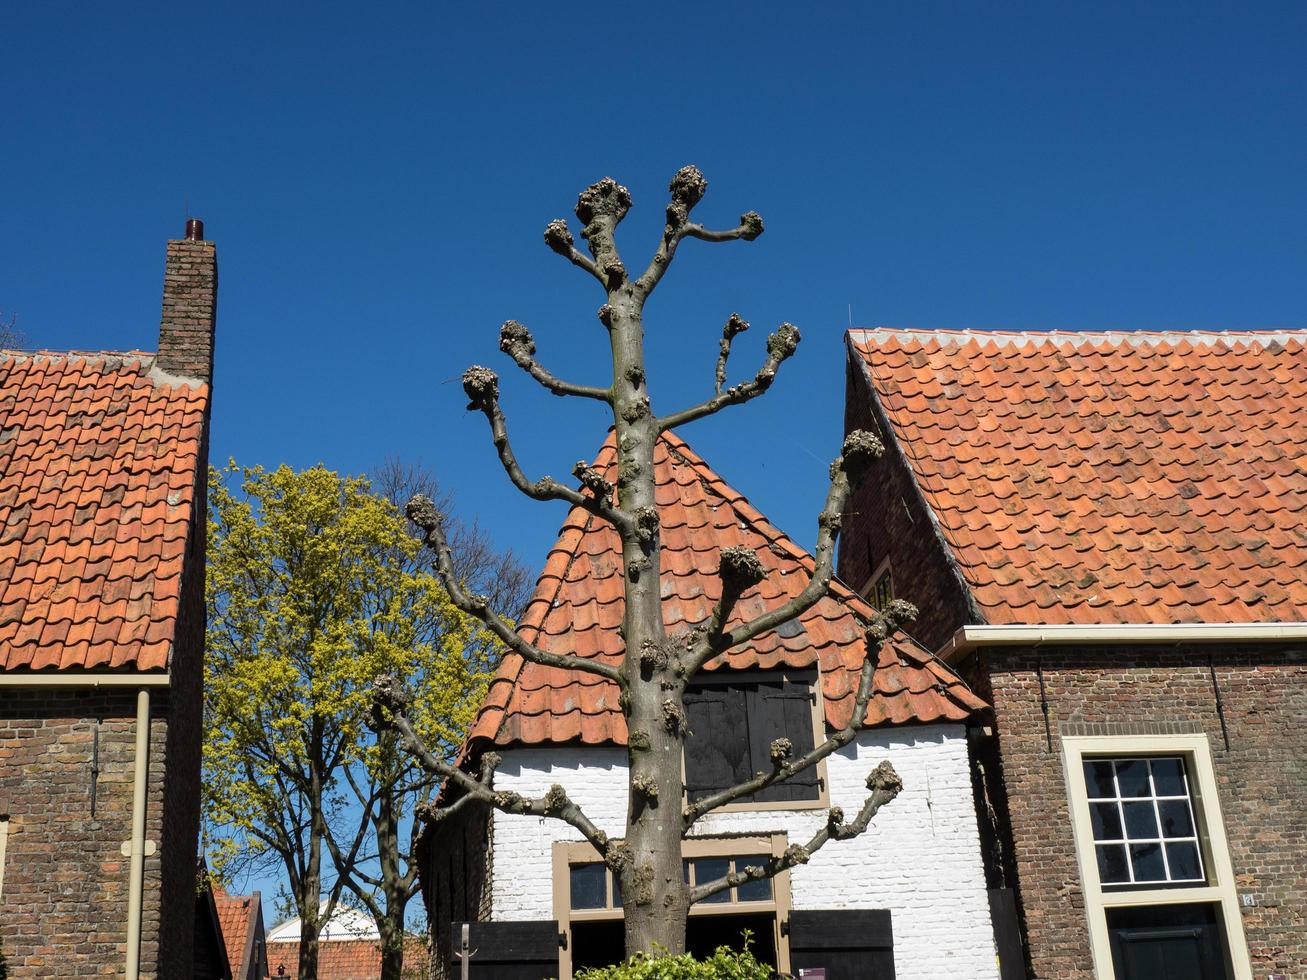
[124,687,152,980]
[939,622,1307,663]
[0,672,170,687]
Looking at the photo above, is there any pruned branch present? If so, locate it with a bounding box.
[459,365,633,534]
[657,323,800,431]
[714,313,749,396]
[499,320,611,402]
[543,219,607,287]
[575,178,631,290]
[683,599,916,827]
[689,761,903,904]
[635,166,764,297]
[682,429,885,676]
[376,678,614,858]
[406,494,625,685]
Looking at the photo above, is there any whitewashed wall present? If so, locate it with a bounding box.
[488,724,999,980]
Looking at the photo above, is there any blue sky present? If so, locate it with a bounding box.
[5,0,1306,913]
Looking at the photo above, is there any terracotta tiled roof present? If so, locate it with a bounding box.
[214,886,261,979]
[0,350,209,671]
[267,938,427,979]
[467,432,985,750]
[848,328,1307,625]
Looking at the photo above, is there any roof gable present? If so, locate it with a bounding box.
[467,431,984,750]
[0,350,209,671]
[848,328,1307,625]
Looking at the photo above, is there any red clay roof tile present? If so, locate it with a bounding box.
[848,328,1307,625]
[214,887,261,979]
[466,431,985,752]
[0,351,208,672]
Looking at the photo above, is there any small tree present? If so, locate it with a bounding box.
[204,462,520,979]
[377,169,913,958]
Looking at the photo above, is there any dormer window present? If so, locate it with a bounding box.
[682,671,826,807]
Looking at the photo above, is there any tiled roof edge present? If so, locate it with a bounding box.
[849,327,1307,348]
[844,333,988,628]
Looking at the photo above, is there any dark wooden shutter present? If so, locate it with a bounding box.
[988,887,1026,980]
[788,909,894,980]
[451,921,559,979]
[683,684,751,801]
[748,679,820,803]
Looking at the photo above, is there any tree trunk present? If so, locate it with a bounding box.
[608,293,692,955]
[375,755,411,980]
[298,875,321,979]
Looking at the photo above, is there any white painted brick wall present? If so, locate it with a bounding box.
[489,724,998,980]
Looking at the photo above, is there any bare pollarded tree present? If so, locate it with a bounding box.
[375,169,916,958]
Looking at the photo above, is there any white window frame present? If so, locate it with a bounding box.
[0,815,8,900]
[1061,734,1253,980]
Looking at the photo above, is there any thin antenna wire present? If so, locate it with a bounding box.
[848,304,854,329]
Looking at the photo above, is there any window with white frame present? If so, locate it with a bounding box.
[1083,756,1204,887]
[1062,735,1254,980]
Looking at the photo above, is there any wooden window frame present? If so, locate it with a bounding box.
[1061,734,1253,980]
[682,669,830,814]
[859,556,894,611]
[552,834,792,979]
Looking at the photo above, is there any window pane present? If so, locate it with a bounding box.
[1084,760,1116,798]
[1158,799,1195,838]
[1151,758,1187,797]
[612,875,622,908]
[571,863,607,909]
[1096,844,1130,884]
[1165,841,1202,881]
[682,860,690,883]
[1130,842,1166,882]
[694,859,731,903]
[734,856,772,902]
[1122,801,1159,840]
[1115,760,1150,797]
[1089,802,1123,841]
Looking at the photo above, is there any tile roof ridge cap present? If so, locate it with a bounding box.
[849,326,1307,348]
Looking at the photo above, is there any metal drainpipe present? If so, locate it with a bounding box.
[125,687,151,979]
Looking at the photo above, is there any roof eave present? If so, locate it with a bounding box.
[939,622,1307,663]
[0,670,170,687]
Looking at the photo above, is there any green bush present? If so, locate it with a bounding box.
[570,941,777,979]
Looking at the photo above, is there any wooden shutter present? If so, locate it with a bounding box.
[788,909,895,980]
[748,679,820,803]
[450,921,559,979]
[683,684,751,801]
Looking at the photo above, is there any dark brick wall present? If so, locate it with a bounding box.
[423,799,492,980]
[837,350,977,650]
[0,688,172,978]
[157,470,207,979]
[156,238,217,384]
[977,643,1307,980]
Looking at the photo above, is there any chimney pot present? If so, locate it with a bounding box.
[185,218,204,241]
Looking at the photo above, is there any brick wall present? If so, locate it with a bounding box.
[156,238,217,384]
[837,352,978,651]
[422,799,492,980]
[979,643,1307,980]
[157,473,208,979]
[0,688,172,979]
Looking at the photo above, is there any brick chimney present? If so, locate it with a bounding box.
[156,218,217,383]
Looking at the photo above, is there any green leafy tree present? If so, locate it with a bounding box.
[204,462,519,979]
